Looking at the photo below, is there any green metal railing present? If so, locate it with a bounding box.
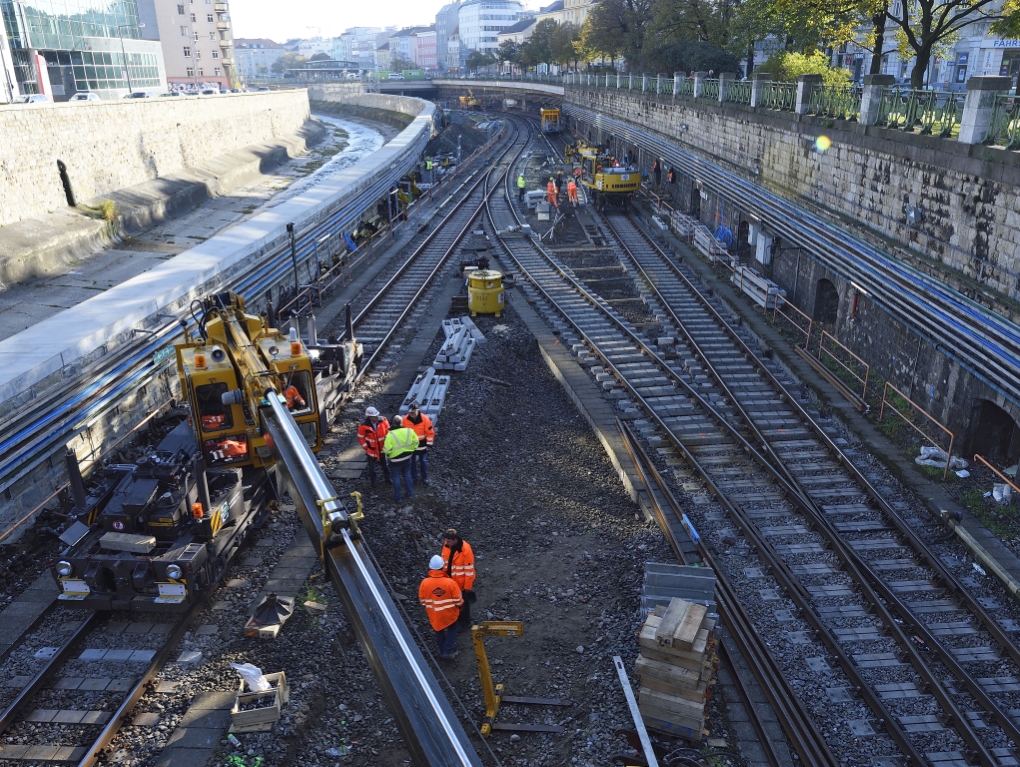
[677,78,694,98]
[984,94,1020,149]
[876,87,962,137]
[807,84,862,121]
[698,78,720,100]
[661,77,674,95]
[759,81,796,112]
[725,80,751,105]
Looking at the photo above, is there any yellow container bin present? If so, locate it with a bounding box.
[467,269,504,317]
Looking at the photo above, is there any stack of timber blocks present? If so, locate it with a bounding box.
[636,597,719,740]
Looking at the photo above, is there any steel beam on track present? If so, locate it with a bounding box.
[259,394,482,767]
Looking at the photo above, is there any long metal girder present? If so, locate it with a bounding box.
[260,394,482,767]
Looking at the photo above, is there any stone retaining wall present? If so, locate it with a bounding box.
[566,86,1020,319]
[0,89,311,228]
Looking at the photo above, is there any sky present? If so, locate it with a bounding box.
[230,0,537,43]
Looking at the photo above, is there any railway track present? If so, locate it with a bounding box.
[490,126,1020,765]
[346,119,526,378]
[0,116,514,545]
[0,118,534,767]
[0,605,198,766]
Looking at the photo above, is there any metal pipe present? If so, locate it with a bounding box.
[259,394,481,767]
[307,314,318,346]
[64,449,86,509]
[192,455,212,515]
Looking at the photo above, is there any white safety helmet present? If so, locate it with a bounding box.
[429,555,445,571]
[365,406,380,417]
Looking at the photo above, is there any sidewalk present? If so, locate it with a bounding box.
[635,206,1020,602]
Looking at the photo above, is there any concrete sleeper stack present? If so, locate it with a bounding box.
[635,596,719,741]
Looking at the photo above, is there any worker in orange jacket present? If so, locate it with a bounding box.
[546,178,559,209]
[441,528,476,630]
[279,376,306,410]
[419,554,463,660]
[404,401,434,485]
[566,178,578,206]
[357,406,390,489]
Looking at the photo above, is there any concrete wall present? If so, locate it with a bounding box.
[566,86,1020,320]
[0,89,311,228]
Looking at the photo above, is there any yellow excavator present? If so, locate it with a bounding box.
[459,89,482,108]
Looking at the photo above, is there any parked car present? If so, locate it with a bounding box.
[199,87,220,95]
[388,73,404,80]
[254,86,270,91]
[123,91,154,98]
[160,91,183,97]
[11,93,51,104]
[70,92,101,102]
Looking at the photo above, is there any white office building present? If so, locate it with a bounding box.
[458,0,524,56]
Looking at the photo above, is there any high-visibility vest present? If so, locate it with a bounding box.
[419,572,462,630]
[357,418,390,459]
[384,427,418,462]
[442,541,475,591]
[517,175,526,188]
[426,159,433,170]
[405,411,434,451]
[567,180,577,193]
[283,385,305,410]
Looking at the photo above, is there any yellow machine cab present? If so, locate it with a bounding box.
[576,141,641,209]
[176,291,323,469]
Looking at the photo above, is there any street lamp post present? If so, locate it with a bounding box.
[117,22,144,94]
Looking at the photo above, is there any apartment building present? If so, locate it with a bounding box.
[137,0,234,91]
[335,27,381,70]
[435,1,461,72]
[234,38,283,79]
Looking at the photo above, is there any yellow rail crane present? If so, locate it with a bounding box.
[576,140,641,210]
[176,290,325,468]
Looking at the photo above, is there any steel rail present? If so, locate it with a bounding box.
[617,420,812,767]
[560,104,1020,410]
[353,134,525,381]
[77,600,206,767]
[0,116,512,530]
[260,393,482,767]
[606,210,1020,748]
[0,614,99,734]
[489,155,998,764]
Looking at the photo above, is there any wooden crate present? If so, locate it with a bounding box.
[231,671,289,729]
[236,671,289,704]
[230,688,281,728]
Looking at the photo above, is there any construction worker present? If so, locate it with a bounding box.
[555,170,563,194]
[279,376,305,411]
[517,173,526,203]
[357,407,390,490]
[566,177,578,206]
[419,554,463,660]
[652,159,661,186]
[546,177,558,209]
[404,402,434,485]
[441,528,476,629]
[383,414,418,502]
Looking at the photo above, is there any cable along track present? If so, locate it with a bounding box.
[488,135,1020,766]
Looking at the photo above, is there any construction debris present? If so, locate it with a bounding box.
[433,317,486,371]
[400,367,450,424]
